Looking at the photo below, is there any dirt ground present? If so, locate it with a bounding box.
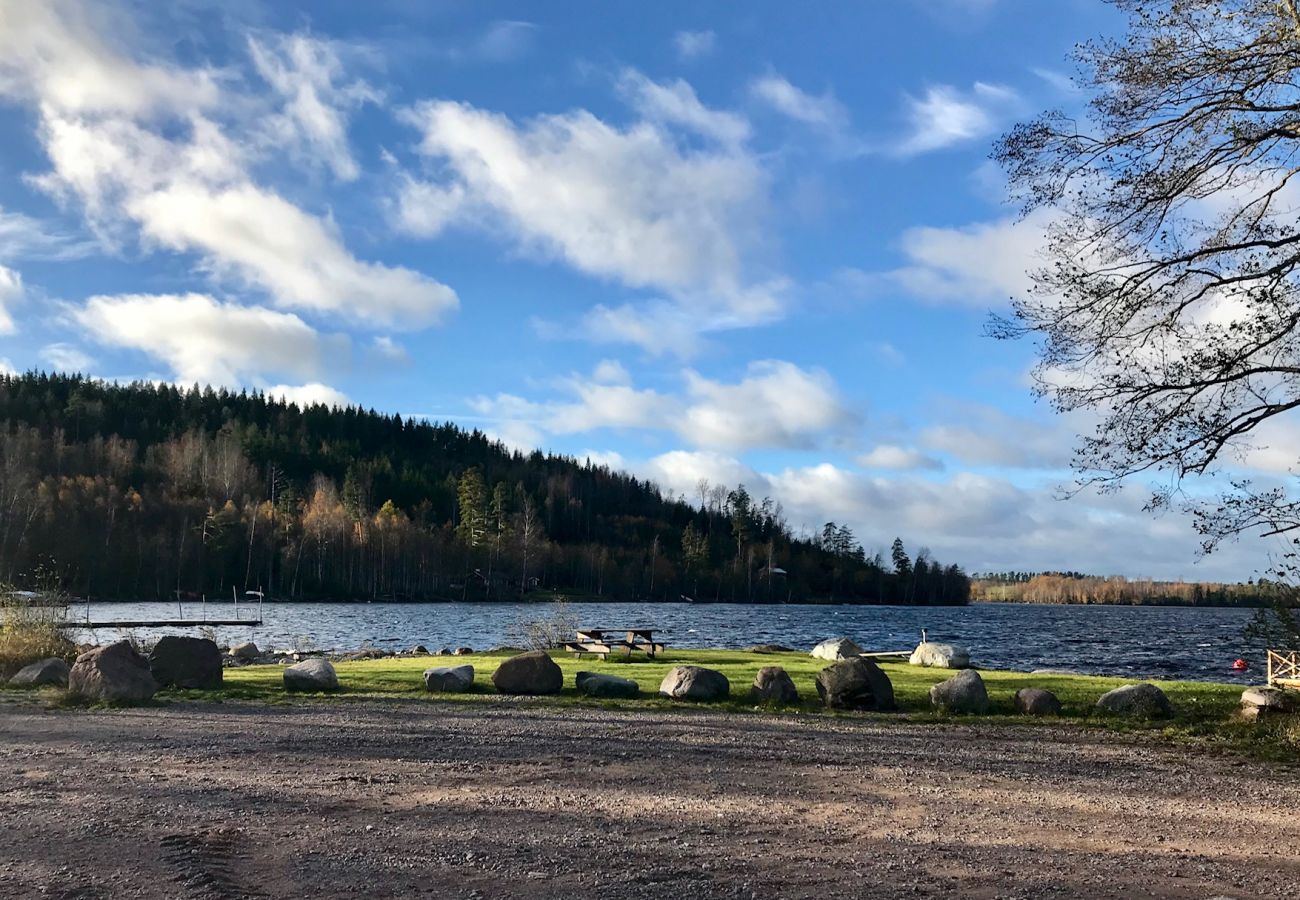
[0,697,1297,899]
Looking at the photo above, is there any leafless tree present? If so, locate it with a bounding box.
[994,0,1300,575]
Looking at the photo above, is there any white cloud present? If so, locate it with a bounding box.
[397,81,775,351]
[673,30,716,60]
[39,342,94,372]
[0,206,95,262]
[858,444,944,471]
[265,382,350,409]
[370,336,409,364]
[0,358,16,376]
[129,183,456,328]
[617,70,750,145]
[247,32,380,181]
[0,265,22,334]
[471,20,537,62]
[919,404,1073,469]
[623,449,1268,579]
[2,2,456,330]
[681,361,850,451]
[470,359,852,453]
[74,292,345,387]
[896,82,1018,155]
[750,75,849,133]
[887,210,1051,305]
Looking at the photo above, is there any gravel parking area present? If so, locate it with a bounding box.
[1,698,1297,898]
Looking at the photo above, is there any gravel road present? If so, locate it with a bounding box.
[1,697,1297,899]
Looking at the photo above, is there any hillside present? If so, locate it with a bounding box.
[0,374,969,604]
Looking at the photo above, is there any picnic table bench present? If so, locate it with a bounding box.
[564,628,666,660]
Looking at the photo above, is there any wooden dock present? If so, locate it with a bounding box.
[64,618,262,629]
[1267,650,1300,689]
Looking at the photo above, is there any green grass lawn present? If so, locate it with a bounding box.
[141,649,1295,762]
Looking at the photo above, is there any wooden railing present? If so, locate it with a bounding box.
[1267,650,1300,686]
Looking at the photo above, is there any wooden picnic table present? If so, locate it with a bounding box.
[564,628,666,660]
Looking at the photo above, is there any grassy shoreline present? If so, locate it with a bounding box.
[11,648,1284,763]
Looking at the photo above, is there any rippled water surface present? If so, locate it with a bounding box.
[59,600,1264,683]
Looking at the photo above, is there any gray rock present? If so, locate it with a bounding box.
[814,658,896,711]
[929,669,989,714]
[659,666,730,701]
[7,657,70,688]
[283,657,339,692]
[423,664,474,692]
[751,666,799,704]
[492,650,563,695]
[454,646,473,656]
[1014,687,1062,716]
[68,641,157,702]
[746,644,795,653]
[810,637,863,661]
[909,641,970,669]
[575,671,640,699]
[1096,683,1172,718]
[1240,686,1296,721]
[230,641,260,661]
[149,636,223,689]
[407,645,430,655]
[437,647,453,656]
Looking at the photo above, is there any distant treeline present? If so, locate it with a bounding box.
[0,374,970,605]
[972,573,1282,607]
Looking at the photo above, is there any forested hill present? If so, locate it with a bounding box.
[0,374,970,605]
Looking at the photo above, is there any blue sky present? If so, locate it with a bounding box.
[0,0,1283,578]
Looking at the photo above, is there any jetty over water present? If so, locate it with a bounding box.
[59,589,265,631]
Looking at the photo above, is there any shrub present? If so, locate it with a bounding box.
[0,586,76,680]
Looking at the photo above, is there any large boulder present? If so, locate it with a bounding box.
[751,666,799,704]
[423,665,474,692]
[929,669,989,714]
[810,638,862,661]
[149,636,223,689]
[1240,686,1296,721]
[815,658,896,711]
[1014,687,1062,716]
[575,671,640,699]
[909,641,970,669]
[283,658,339,692]
[491,650,563,695]
[1096,683,1172,718]
[7,657,70,688]
[659,666,730,701]
[230,641,260,661]
[68,641,157,702]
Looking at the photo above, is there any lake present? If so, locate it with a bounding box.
[58,600,1265,684]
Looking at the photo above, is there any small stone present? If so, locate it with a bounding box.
[659,666,730,701]
[1096,683,1172,718]
[814,658,895,711]
[750,666,798,704]
[230,641,260,661]
[283,658,339,692]
[575,671,640,699]
[6,657,70,688]
[491,651,563,695]
[423,665,474,692]
[149,636,223,689]
[929,669,989,714]
[454,646,473,656]
[68,641,157,702]
[909,641,970,669]
[1014,687,1062,716]
[810,638,862,661]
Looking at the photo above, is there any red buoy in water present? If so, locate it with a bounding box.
[1231,658,1249,671]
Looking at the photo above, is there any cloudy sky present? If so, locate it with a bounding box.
[0,0,1284,579]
